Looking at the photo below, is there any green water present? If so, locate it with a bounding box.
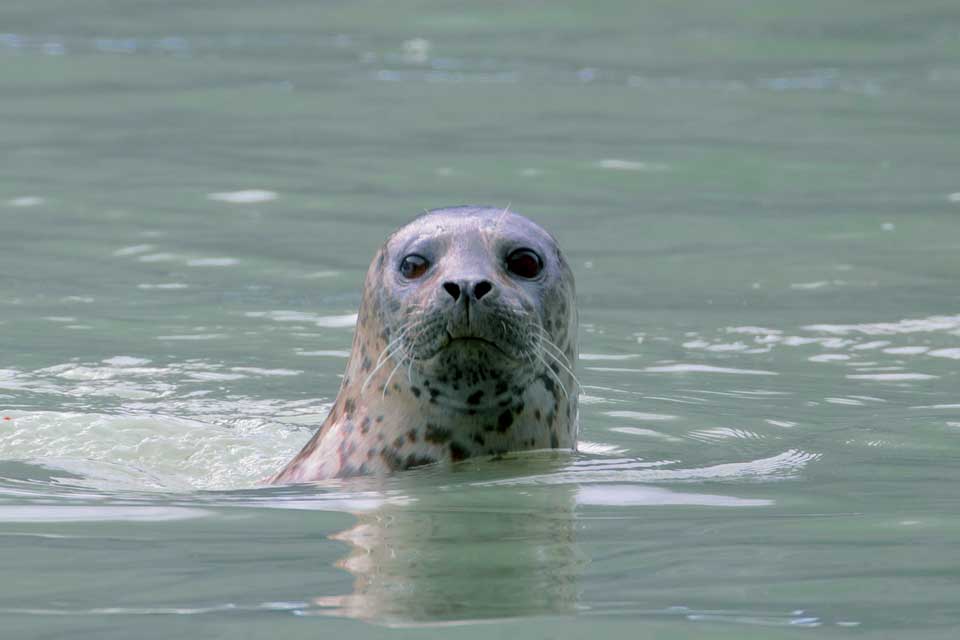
[2,1,960,637]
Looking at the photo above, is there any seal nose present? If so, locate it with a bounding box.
[442,280,494,302]
[442,282,461,301]
[473,280,493,300]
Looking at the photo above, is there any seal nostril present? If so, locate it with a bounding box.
[473,280,493,300]
[442,282,461,300]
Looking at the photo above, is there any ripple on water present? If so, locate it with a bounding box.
[929,348,960,359]
[0,361,325,489]
[804,314,960,336]
[186,258,239,267]
[0,411,305,491]
[207,189,277,204]
[138,283,189,290]
[112,244,155,256]
[609,427,684,442]
[6,196,45,207]
[882,346,929,355]
[0,505,210,523]
[686,428,764,443]
[847,373,938,381]
[675,313,960,391]
[594,159,669,172]
[295,349,351,358]
[137,253,179,262]
[604,410,677,421]
[476,450,820,487]
[809,354,849,362]
[576,485,771,507]
[588,364,777,376]
[246,310,358,328]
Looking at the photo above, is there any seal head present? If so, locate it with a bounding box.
[271,206,578,482]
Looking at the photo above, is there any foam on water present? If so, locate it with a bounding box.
[0,411,305,491]
[0,358,335,491]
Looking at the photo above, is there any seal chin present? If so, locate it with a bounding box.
[270,206,578,483]
[414,334,518,365]
[443,328,540,365]
[445,334,510,355]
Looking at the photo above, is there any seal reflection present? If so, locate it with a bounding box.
[312,464,582,624]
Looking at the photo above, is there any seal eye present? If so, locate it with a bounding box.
[505,248,543,279]
[399,254,430,279]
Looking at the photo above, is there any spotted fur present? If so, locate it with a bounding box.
[270,206,578,483]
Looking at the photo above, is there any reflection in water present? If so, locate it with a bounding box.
[300,451,798,625]
[0,455,835,626]
[312,479,582,624]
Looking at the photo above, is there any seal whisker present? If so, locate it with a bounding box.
[537,327,571,359]
[399,315,433,358]
[361,342,407,393]
[539,330,576,371]
[382,349,409,399]
[542,347,581,391]
[535,351,569,400]
[497,203,511,227]
[402,323,427,385]
[362,321,418,393]
[272,205,578,484]
[538,330,579,388]
[375,325,413,368]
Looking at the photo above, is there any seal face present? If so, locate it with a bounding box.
[271,206,578,483]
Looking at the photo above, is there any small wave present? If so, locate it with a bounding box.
[609,427,683,442]
[686,428,764,442]
[7,195,45,207]
[576,484,771,507]
[0,411,306,491]
[207,189,277,204]
[476,450,820,487]
[604,410,676,421]
[847,373,938,381]
[804,314,960,336]
[0,505,209,523]
[112,244,155,256]
[588,364,777,375]
[137,282,190,291]
[247,310,358,328]
[186,257,239,267]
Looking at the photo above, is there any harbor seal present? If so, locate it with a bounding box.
[271,206,578,483]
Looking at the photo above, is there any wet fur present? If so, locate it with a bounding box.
[271,206,578,483]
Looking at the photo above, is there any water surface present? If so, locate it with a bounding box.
[2,1,960,638]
